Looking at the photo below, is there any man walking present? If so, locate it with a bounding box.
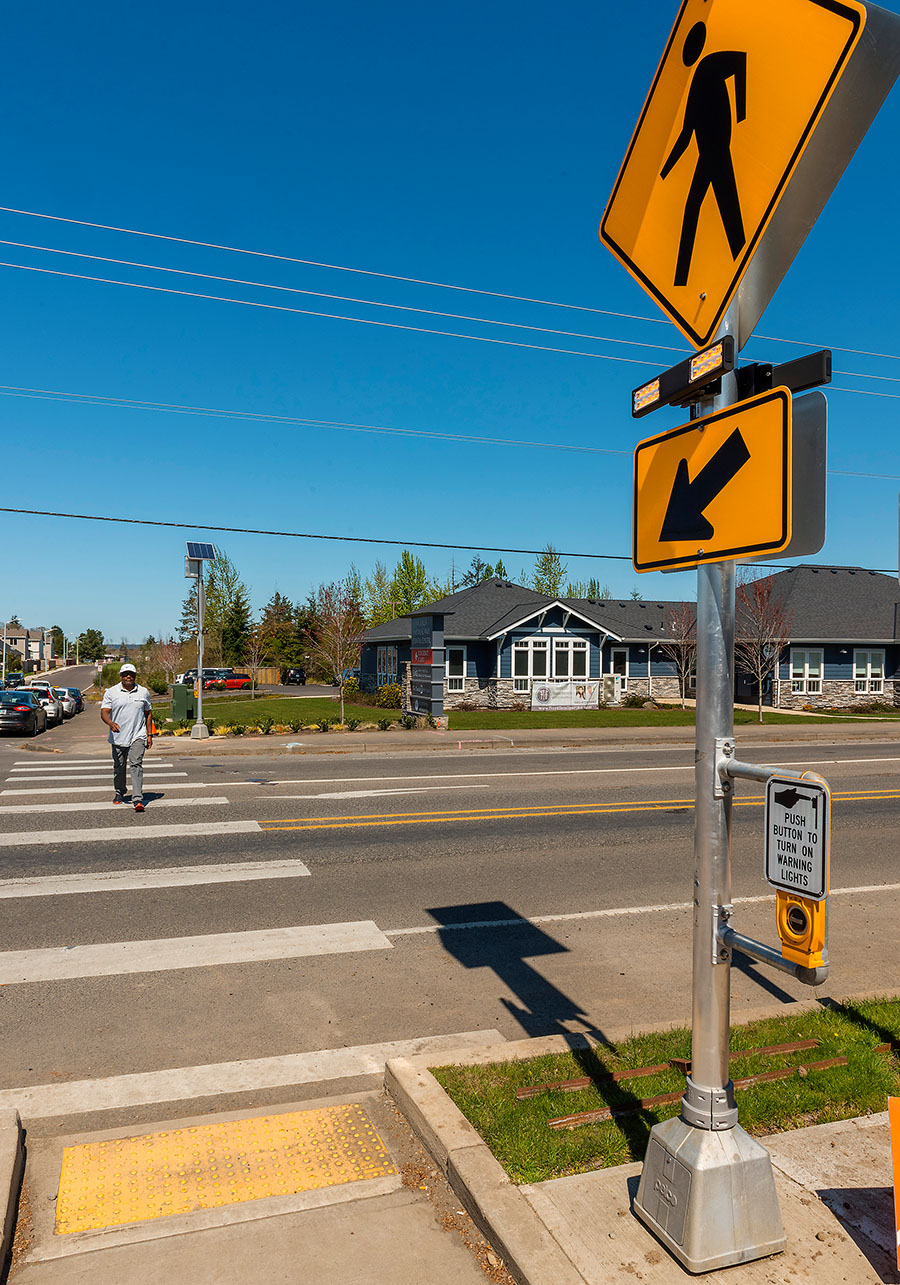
[100,663,153,812]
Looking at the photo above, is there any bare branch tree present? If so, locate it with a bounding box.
[244,620,271,699]
[154,638,186,687]
[302,581,366,725]
[659,602,697,709]
[735,572,793,722]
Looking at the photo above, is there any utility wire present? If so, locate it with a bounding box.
[4,204,900,365]
[4,382,900,476]
[0,260,663,368]
[0,504,894,577]
[0,238,688,357]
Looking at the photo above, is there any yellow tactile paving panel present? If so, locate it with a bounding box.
[55,1103,396,1235]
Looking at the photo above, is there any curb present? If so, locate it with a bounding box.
[385,991,900,1285]
[0,1109,24,1273]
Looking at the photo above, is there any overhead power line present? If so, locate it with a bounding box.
[4,382,900,477]
[4,204,900,364]
[0,504,895,578]
[0,260,663,368]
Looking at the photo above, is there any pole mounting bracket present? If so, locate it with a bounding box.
[714,737,735,798]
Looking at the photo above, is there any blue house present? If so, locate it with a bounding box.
[738,565,900,709]
[360,579,693,708]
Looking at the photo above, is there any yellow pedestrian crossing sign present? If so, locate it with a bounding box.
[600,0,867,349]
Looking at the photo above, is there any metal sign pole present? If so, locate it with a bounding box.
[634,308,786,1272]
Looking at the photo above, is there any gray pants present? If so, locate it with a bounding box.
[112,740,146,802]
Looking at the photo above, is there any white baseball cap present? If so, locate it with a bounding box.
[120,663,137,675]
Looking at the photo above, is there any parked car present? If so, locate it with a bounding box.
[0,690,47,736]
[53,687,77,718]
[25,682,63,724]
[221,672,252,690]
[198,669,238,690]
[282,667,306,686]
[4,672,24,690]
[181,668,232,688]
[64,687,84,713]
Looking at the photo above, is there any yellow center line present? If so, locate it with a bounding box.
[257,787,900,832]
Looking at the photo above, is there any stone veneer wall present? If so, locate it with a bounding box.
[423,671,686,708]
[774,679,900,710]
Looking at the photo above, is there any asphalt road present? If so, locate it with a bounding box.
[0,725,897,1137]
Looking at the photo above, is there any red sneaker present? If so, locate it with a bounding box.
[133,802,145,813]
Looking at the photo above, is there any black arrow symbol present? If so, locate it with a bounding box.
[660,428,751,543]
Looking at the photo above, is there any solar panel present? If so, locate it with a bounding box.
[186,542,217,560]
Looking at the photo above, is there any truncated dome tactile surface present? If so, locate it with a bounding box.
[54,1103,396,1234]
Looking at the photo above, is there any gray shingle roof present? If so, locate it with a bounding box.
[362,579,694,644]
[753,565,900,641]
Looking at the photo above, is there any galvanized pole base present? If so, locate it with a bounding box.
[634,1118,785,1273]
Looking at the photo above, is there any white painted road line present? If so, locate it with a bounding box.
[13,759,119,766]
[3,772,189,783]
[0,796,229,815]
[0,820,261,848]
[0,920,392,983]
[10,755,176,765]
[0,859,312,898]
[384,881,900,936]
[1,782,208,797]
[260,784,492,800]
[0,1030,503,1119]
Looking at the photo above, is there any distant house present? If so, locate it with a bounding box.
[360,579,693,707]
[738,565,900,709]
[1,623,54,670]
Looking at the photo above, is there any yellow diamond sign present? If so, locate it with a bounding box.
[600,0,866,348]
[633,388,792,571]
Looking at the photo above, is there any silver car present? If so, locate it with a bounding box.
[53,687,77,718]
[25,683,63,725]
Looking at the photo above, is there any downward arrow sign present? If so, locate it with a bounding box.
[660,428,751,542]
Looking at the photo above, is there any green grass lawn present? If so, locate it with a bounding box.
[158,696,400,725]
[432,998,900,1184]
[446,708,858,731]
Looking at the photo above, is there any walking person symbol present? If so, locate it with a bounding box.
[660,22,747,287]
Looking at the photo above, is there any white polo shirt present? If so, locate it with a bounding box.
[101,682,152,747]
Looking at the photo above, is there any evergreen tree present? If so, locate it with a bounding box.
[178,585,198,641]
[50,624,65,657]
[259,591,296,665]
[493,559,508,580]
[630,588,644,601]
[588,578,611,599]
[460,556,494,587]
[532,544,567,597]
[221,585,252,665]
[203,550,248,665]
[77,628,105,662]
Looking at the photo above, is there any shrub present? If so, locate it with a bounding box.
[376,682,402,708]
[143,671,168,695]
[377,717,391,731]
[622,692,646,708]
[342,676,360,697]
[425,713,437,729]
[204,718,218,735]
[346,717,361,731]
[453,699,478,711]
[288,718,304,733]
[399,714,417,730]
[253,715,275,735]
[230,723,245,736]
[175,718,191,731]
[100,662,122,688]
[317,718,332,732]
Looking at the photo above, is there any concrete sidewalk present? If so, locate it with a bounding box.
[5,1006,898,1283]
[14,704,900,761]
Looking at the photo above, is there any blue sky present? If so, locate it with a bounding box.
[2,0,899,640]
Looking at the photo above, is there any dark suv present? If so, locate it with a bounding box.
[282,668,306,686]
[4,673,24,689]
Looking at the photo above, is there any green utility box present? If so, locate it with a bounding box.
[172,683,197,721]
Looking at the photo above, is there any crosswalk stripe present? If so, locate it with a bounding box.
[0,796,228,815]
[4,772,189,783]
[2,782,208,796]
[10,755,176,765]
[0,920,391,983]
[0,1031,503,1119]
[0,820,261,847]
[0,858,311,898]
[14,759,121,766]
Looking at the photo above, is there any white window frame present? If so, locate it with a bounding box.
[853,648,884,694]
[446,645,467,693]
[512,638,549,692]
[790,648,823,694]
[610,648,629,692]
[377,645,398,687]
[552,638,589,680]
